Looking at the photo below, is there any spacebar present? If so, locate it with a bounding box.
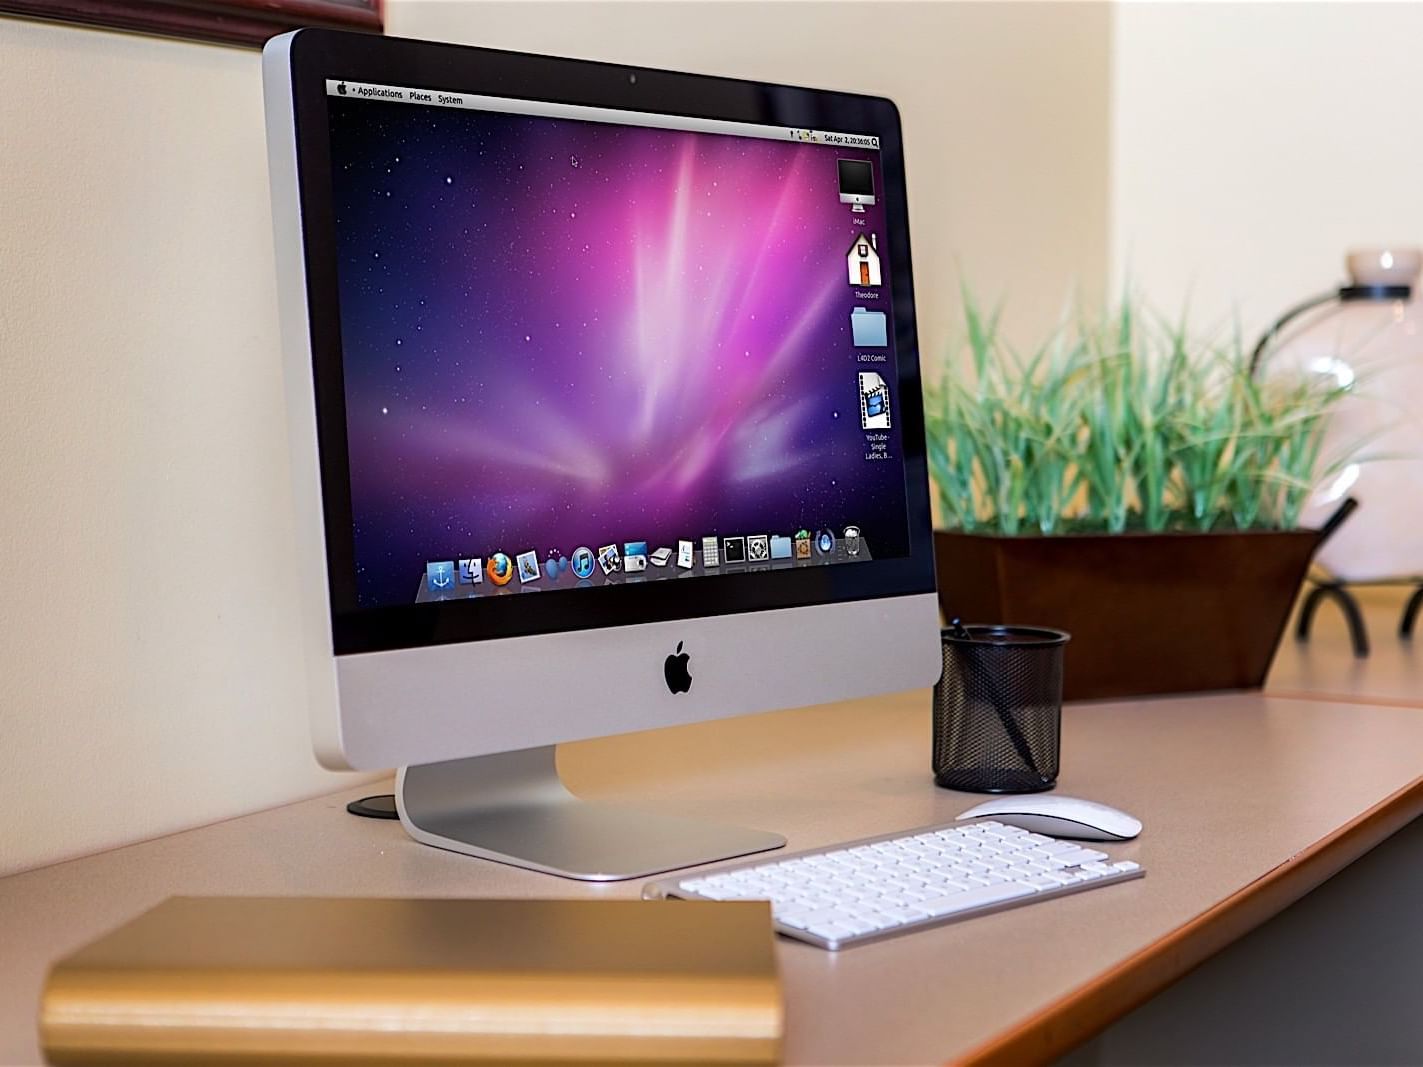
[919,882,1037,916]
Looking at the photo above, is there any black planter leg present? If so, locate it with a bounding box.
[1297,583,1370,657]
[1295,584,1330,641]
[1336,587,1371,658]
[1401,585,1423,640]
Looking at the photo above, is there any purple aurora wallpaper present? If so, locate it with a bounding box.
[327,97,908,606]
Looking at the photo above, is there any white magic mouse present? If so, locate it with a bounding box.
[955,795,1142,841]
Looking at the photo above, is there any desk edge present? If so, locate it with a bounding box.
[951,772,1423,1067]
[1267,687,1423,711]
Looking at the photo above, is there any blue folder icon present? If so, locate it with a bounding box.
[769,535,793,560]
[851,307,887,347]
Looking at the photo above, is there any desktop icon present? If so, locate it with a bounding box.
[425,561,454,593]
[769,534,793,560]
[677,540,695,569]
[571,546,596,580]
[543,550,567,582]
[701,536,720,567]
[843,525,862,556]
[816,529,836,556]
[723,536,747,565]
[623,542,649,573]
[458,558,483,585]
[794,529,812,559]
[837,158,876,212]
[596,544,621,575]
[846,234,881,287]
[850,306,887,348]
[516,550,541,583]
[859,371,891,430]
[747,534,770,562]
[650,546,673,567]
[486,553,514,586]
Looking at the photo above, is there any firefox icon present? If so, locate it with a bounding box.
[486,553,514,586]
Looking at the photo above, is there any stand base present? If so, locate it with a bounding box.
[396,746,785,881]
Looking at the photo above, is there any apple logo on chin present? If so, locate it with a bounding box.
[664,641,692,694]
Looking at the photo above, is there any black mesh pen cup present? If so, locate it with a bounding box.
[932,623,1069,794]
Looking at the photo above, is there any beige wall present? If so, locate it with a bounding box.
[0,2,1109,876]
[1109,1,1423,340]
[0,19,377,877]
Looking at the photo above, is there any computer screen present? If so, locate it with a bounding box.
[323,82,910,609]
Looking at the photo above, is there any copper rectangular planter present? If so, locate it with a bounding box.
[933,505,1352,702]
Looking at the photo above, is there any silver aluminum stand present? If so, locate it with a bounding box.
[396,746,785,881]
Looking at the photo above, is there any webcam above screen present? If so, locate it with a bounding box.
[264,29,939,879]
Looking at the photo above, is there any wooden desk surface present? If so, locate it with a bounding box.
[1267,586,1423,708]
[4,690,1423,1066]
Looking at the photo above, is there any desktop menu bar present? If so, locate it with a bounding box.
[325,80,880,150]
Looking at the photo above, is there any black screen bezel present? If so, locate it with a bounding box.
[284,29,937,656]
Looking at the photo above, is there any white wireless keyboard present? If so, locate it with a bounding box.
[645,819,1144,950]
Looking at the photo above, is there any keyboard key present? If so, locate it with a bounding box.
[1055,848,1110,866]
[830,912,879,935]
[1112,861,1141,873]
[920,882,1037,916]
[877,905,930,924]
[694,886,741,900]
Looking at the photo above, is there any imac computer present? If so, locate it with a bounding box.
[263,29,940,881]
[837,158,877,213]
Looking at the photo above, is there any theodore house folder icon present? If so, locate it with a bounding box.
[850,307,887,347]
